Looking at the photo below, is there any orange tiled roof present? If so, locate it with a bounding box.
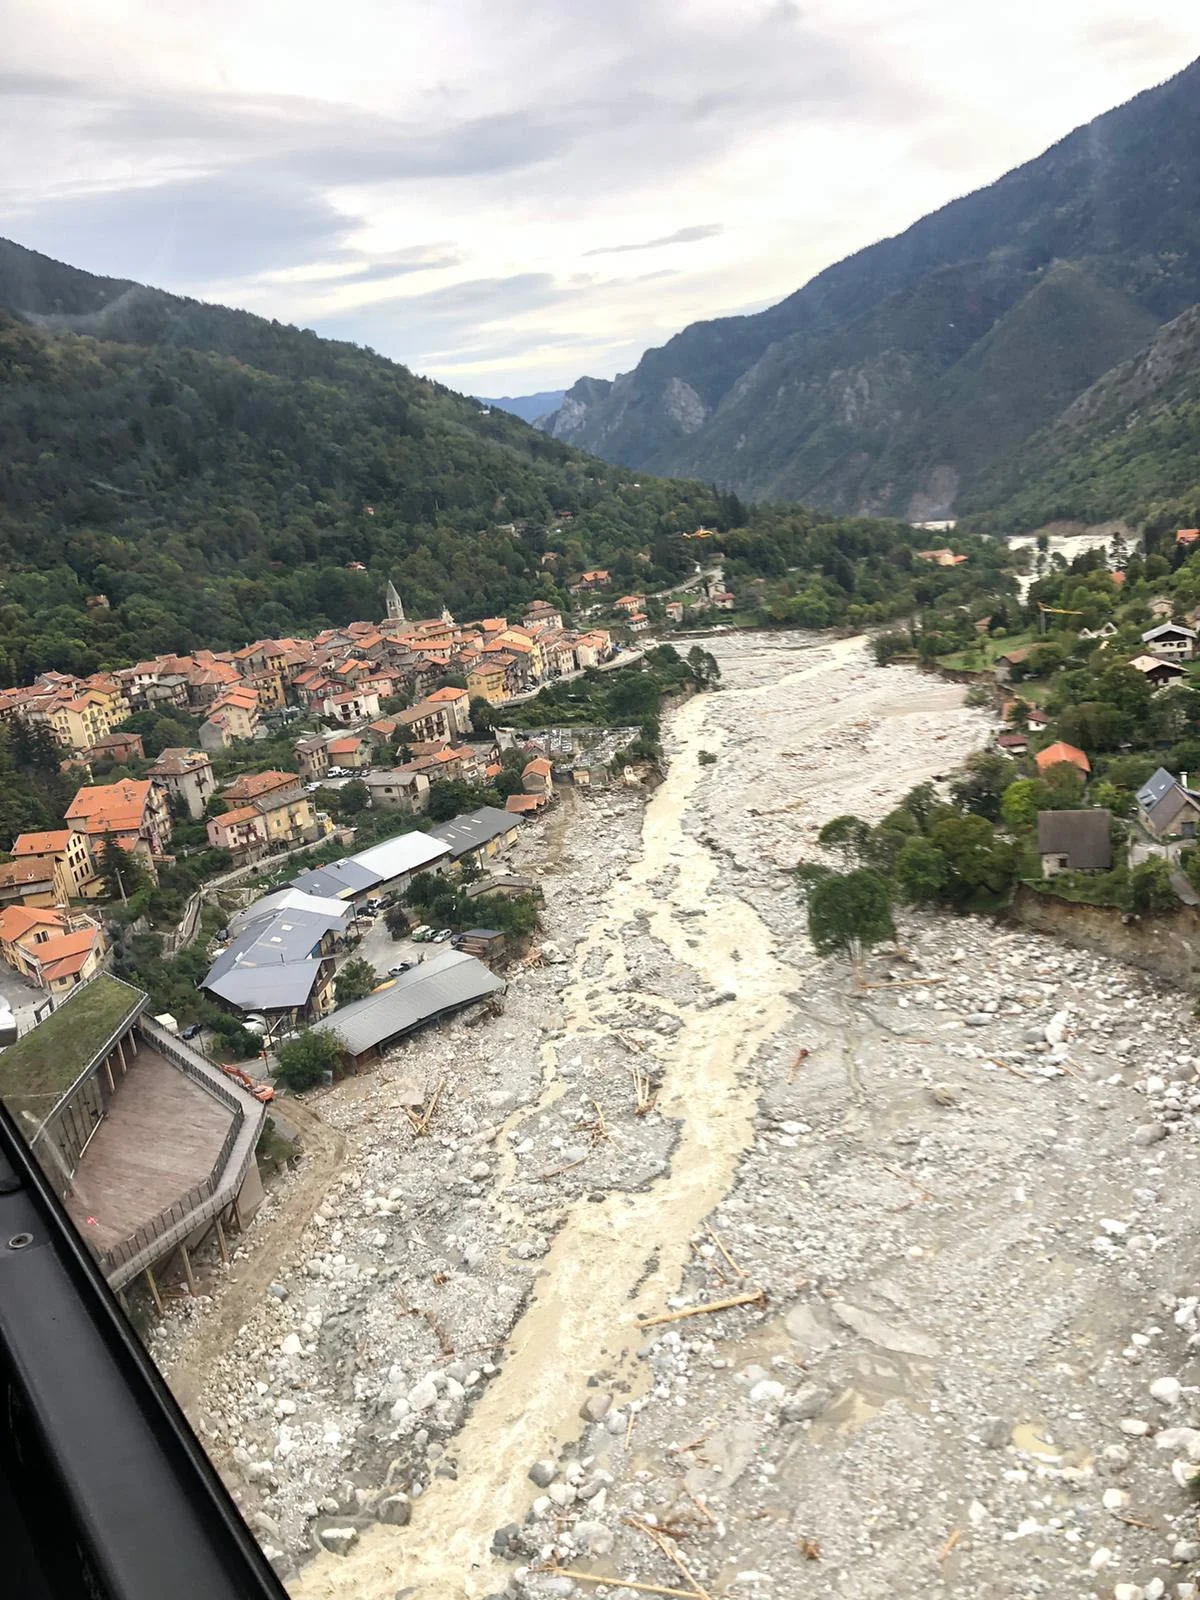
[12,830,72,856]
[0,905,66,943]
[1034,741,1090,775]
[65,779,151,834]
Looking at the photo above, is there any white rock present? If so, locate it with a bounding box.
[1103,1488,1129,1510]
[1119,1417,1150,1436]
[279,1333,302,1356]
[408,1378,438,1411]
[748,1380,786,1406]
[1114,1586,1145,1600]
[1150,1375,1182,1406]
[1089,1547,1115,1571]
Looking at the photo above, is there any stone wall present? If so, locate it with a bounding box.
[1009,883,1200,990]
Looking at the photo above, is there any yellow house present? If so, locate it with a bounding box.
[255,789,317,845]
[467,662,508,706]
[11,829,96,900]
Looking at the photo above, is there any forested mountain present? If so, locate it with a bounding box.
[538,58,1200,519]
[0,237,997,687]
[0,238,732,681]
[959,304,1200,538]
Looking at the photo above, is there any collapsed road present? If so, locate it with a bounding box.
[151,634,1200,1600]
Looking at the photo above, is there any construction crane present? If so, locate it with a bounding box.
[1037,602,1084,635]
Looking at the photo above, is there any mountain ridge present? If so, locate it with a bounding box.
[538,57,1200,517]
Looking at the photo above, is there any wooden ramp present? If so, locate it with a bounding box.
[65,1046,234,1253]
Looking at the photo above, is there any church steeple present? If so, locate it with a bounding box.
[385,580,405,623]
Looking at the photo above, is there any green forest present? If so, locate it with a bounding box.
[0,239,1026,688]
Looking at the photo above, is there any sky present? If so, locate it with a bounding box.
[2,1,1199,396]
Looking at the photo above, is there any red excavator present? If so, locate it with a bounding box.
[218,1064,274,1103]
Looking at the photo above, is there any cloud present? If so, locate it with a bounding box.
[9,173,357,284]
[584,224,723,257]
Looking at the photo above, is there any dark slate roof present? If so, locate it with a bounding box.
[310,948,503,1057]
[428,806,518,857]
[1036,810,1112,871]
[1137,767,1179,810]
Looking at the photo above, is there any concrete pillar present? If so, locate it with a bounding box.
[231,1196,244,1234]
[104,1056,115,1095]
[178,1242,197,1296]
[144,1265,164,1316]
[116,1035,127,1074]
[214,1214,230,1267]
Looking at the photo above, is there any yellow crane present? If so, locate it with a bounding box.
[1037,602,1084,635]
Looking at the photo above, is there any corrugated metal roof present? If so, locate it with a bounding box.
[352,831,450,882]
[428,806,518,856]
[205,961,324,1010]
[230,888,351,934]
[311,948,503,1057]
[291,858,383,899]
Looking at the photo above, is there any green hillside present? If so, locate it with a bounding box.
[0,239,732,682]
[960,305,1200,536]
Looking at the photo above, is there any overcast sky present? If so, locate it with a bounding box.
[2,1,1198,394]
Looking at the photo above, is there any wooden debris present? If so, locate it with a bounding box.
[1113,1509,1161,1532]
[625,1516,714,1600]
[579,1096,615,1146]
[985,1056,1032,1081]
[669,1432,710,1456]
[630,1062,659,1115]
[405,1077,444,1135]
[936,1528,960,1562]
[683,1487,717,1526]
[537,1154,588,1182]
[637,1288,766,1328]
[862,975,946,991]
[704,1222,746,1279]
[868,1152,933,1202]
[787,1046,810,1082]
[797,1537,822,1560]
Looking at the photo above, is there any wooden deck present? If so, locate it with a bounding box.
[65,1047,234,1252]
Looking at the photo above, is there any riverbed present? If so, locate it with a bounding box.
[155,634,1200,1600]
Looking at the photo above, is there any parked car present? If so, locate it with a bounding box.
[181,1022,203,1040]
[431,928,453,943]
[411,925,433,942]
[388,962,414,977]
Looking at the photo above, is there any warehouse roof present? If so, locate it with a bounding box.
[311,948,503,1059]
[290,858,383,900]
[229,888,352,935]
[427,806,518,857]
[352,830,450,882]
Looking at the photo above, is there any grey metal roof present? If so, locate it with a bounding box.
[290,858,383,899]
[204,961,324,1011]
[1137,767,1179,809]
[202,905,342,1011]
[1036,810,1112,871]
[229,888,352,935]
[311,948,504,1057]
[205,908,341,980]
[428,806,519,857]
